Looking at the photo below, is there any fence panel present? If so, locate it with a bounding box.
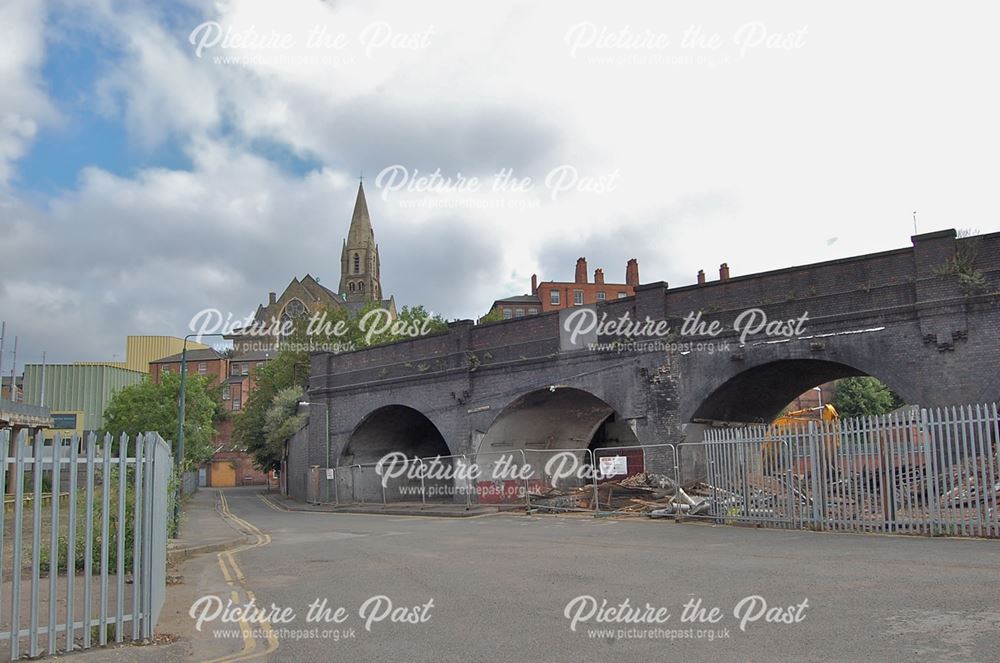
[589,444,678,516]
[521,448,597,513]
[469,450,531,508]
[0,430,172,660]
[684,404,999,538]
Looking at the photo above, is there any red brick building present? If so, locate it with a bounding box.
[488,257,640,319]
[149,348,228,384]
[149,348,270,487]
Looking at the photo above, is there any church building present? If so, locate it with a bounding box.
[203,180,396,486]
[230,180,396,355]
[338,181,395,315]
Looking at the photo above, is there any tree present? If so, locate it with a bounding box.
[477,308,504,325]
[263,386,308,462]
[233,302,447,471]
[103,371,222,467]
[832,377,904,418]
[233,347,310,473]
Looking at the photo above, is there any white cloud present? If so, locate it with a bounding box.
[2,0,999,368]
[0,0,54,186]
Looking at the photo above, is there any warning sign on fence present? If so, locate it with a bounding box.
[599,455,628,478]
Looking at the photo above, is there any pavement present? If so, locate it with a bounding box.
[44,487,1000,662]
[167,489,253,563]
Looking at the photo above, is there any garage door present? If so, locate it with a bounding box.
[211,461,236,487]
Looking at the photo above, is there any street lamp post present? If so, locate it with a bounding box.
[175,332,227,529]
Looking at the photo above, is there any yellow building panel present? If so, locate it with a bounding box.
[124,335,208,372]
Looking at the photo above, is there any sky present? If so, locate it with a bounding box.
[0,0,998,370]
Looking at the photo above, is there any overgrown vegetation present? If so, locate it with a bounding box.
[37,468,137,575]
[477,308,505,325]
[932,228,986,295]
[234,303,446,471]
[832,377,905,418]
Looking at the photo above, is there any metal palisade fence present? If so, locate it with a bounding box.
[0,430,171,660]
[695,404,1000,536]
[312,403,999,539]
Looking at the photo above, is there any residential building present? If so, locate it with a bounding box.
[148,347,228,384]
[487,257,640,318]
[486,294,542,321]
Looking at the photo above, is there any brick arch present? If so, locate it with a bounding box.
[680,338,918,424]
[339,404,453,465]
[477,386,639,455]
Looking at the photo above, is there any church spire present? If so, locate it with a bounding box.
[347,181,374,246]
[340,180,382,303]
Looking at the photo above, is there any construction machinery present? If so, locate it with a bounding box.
[762,404,840,470]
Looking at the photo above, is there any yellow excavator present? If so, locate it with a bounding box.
[762,404,840,469]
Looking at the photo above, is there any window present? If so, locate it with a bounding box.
[285,299,306,318]
[349,282,355,292]
[359,281,365,292]
[574,290,584,306]
[503,308,513,320]
[549,290,560,306]
[232,399,241,411]
[162,366,171,374]
[596,291,606,301]
[241,363,249,376]
[197,362,207,374]
[223,385,231,400]
[528,308,538,315]
[353,253,360,273]
[515,308,525,318]
[617,292,627,299]
[52,413,77,429]
[231,363,240,376]
[256,362,263,370]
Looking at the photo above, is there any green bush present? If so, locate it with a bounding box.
[37,467,138,576]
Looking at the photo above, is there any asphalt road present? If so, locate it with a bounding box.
[155,488,1000,662]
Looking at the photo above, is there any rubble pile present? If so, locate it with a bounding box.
[528,472,682,514]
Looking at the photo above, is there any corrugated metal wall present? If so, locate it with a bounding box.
[122,335,208,373]
[21,364,145,431]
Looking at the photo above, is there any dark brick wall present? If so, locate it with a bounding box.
[285,424,310,501]
[304,230,1000,483]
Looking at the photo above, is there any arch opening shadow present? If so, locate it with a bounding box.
[692,359,872,424]
[340,405,453,503]
[479,387,639,454]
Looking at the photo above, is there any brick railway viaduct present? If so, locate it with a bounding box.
[296,230,999,498]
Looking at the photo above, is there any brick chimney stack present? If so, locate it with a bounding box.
[719,263,730,281]
[594,268,605,284]
[625,258,639,286]
[268,291,277,305]
[575,257,588,284]
[697,270,705,285]
[531,274,538,294]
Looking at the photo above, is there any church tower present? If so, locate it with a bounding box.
[339,181,382,303]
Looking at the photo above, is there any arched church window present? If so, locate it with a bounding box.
[284,299,307,318]
[359,282,365,292]
[349,282,355,292]
[354,253,360,274]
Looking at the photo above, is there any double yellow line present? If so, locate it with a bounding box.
[257,493,285,512]
[203,491,280,662]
